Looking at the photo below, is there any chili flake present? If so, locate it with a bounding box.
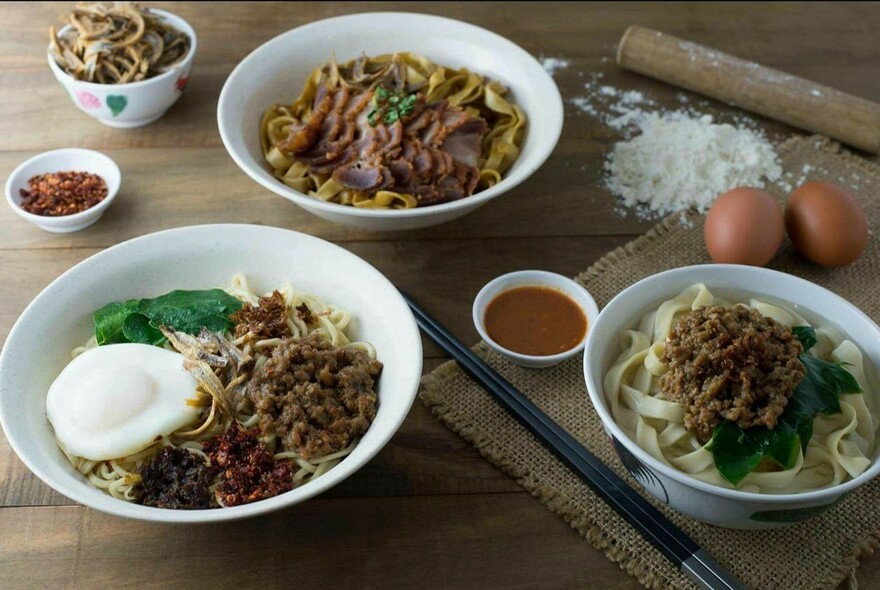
[203,425,293,507]
[18,171,108,216]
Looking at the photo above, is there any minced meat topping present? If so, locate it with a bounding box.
[659,305,806,441]
[135,446,215,509]
[247,333,382,460]
[202,425,293,507]
[231,291,291,340]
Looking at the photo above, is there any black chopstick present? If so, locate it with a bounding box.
[404,293,746,590]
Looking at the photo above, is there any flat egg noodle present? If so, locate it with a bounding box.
[603,283,878,494]
[260,52,526,209]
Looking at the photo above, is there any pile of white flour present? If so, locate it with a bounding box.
[605,112,782,216]
[568,75,783,218]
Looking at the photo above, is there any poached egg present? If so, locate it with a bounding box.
[47,343,201,461]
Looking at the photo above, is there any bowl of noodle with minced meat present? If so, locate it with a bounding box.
[0,224,422,523]
[583,265,880,529]
[218,12,563,231]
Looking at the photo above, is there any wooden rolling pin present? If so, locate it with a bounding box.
[616,25,880,153]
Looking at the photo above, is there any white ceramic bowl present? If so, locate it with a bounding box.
[0,224,422,523]
[217,12,563,231]
[47,9,196,128]
[5,148,121,233]
[584,264,880,529]
[474,271,598,369]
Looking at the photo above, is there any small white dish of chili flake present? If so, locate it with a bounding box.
[5,148,121,233]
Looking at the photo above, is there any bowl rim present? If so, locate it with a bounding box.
[583,263,880,503]
[216,11,564,219]
[473,270,599,363]
[0,223,423,523]
[46,8,197,90]
[4,148,121,225]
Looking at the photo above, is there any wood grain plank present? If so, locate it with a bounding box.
[3,2,880,76]
[0,497,869,590]
[0,360,527,507]
[2,3,880,589]
[2,2,879,155]
[0,66,227,152]
[0,236,632,347]
[0,495,642,590]
[0,236,629,506]
[0,145,659,248]
[2,42,864,154]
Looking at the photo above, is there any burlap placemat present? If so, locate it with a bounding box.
[421,136,880,590]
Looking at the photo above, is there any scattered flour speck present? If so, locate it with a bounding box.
[569,96,597,116]
[539,56,570,77]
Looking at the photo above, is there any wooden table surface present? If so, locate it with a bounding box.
[1,2,879,589]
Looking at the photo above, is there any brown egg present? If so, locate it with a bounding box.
[785,181,868,268]
[704,187,784,266]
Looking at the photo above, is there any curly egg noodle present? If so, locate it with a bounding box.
[604,283,878,494]
[260,52,527,209]
[63,275,375,504]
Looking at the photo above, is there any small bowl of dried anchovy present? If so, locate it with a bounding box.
[47,3,196,128]
[5,148,121,233]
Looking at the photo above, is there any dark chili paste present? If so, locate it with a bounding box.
[294,303,314,325]
[660,305,806,441]
[135,446,215,509]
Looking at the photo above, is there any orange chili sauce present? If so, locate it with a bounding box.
[484,286,587,356]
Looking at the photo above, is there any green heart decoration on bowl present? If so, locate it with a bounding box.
[106,95,128,117]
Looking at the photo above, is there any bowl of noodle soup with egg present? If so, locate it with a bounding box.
[583,265,880,529]
[0,224,422,523]
[217,12,563,231]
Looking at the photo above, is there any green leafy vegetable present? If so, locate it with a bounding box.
[122,313,164,346]
[93,300,140,345]
[710,326,863,485]
[791,325,817,351]
[366,85,417,127]
[93,289,243,346]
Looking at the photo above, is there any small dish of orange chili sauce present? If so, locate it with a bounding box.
[473,271,599,368]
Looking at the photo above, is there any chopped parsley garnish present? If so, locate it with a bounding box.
[367,85,417,127]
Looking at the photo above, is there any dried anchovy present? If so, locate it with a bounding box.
[19,171,107,216]
[160,326,253,415]
[50,2,190,83]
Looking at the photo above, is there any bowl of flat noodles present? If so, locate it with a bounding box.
[217,12,563,231]
[583,265,880,529]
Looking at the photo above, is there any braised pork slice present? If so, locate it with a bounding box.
[279,59,489,206]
